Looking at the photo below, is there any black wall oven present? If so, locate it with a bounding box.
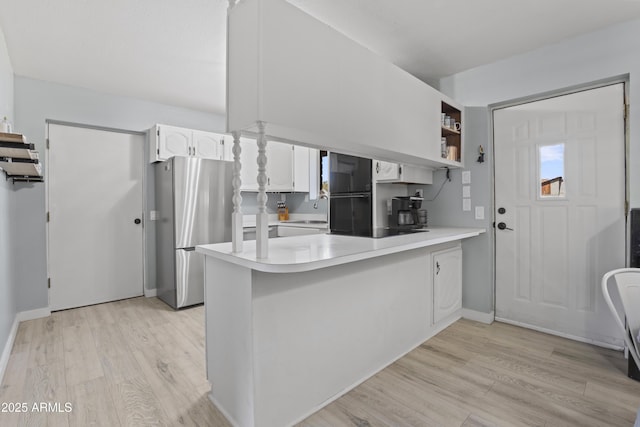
[329,153,372,237]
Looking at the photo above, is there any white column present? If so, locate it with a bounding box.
[256,122,269,259]
[231,131,243,253]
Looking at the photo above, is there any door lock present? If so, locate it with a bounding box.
[497,222,513,231]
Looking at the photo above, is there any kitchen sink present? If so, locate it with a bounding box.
[282,220,328,225]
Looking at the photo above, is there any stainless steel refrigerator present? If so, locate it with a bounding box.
[155,157,233,308]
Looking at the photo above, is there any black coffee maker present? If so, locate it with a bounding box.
[389,195,424,229]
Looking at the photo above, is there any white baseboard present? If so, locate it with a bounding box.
[495,317,624,351]
[462,309,495,324]
[16,307,51,322]
[0,317,19,388]
[0,307,50,387]
[144,288,157,298]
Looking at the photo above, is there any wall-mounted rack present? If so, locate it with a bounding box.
[0,132,43,183]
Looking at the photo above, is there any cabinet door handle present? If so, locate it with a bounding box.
[436,261,440,275]
[268,177,270,186]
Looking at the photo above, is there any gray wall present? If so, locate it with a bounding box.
[13,76,225,310]
[440,17,640,205]
[0,25,16,356]
[436,17,640,314]
[414,107,493,314]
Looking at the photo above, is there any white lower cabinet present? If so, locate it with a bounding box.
[432,245,462,324]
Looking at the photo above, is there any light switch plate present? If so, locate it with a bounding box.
[463,199,471,211]
[475,206,485,220]
[462,170,471,184]
[462,185,471,198]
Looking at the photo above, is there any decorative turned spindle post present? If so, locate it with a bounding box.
[231,131,243,253]
[255,121,269,259]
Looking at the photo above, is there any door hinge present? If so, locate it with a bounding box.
[48,278,51,289]
[46,211,50,222]
[625,200,630,216]
[46,139,50,149]
[624,104,629,120]
[157,129,160,136]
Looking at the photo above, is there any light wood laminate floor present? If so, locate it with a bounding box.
[1,297,639,426]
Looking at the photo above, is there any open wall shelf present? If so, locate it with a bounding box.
[0,133,43,183]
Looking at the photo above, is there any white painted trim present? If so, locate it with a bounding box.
[0,307,50,386]
[462,309,495,324]
[0,317,19,388]
[144,288,157,298]
[16,307,51,322]
[495,317,624,351]
[209,393,241,427]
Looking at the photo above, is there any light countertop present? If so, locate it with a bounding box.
[196,227,485,273]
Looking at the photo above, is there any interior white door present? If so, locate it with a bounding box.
[494,84,626,347]
[48,124,144,311]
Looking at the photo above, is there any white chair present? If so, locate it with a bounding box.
[602,268,640,370]
[602,269,640,427]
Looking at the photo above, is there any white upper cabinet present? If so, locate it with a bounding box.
[374,160,433,184]
[267,142,294,191]
[227,0,460,168]
[192,130,223,160]
[239,138,294,192]
[374,161,400,181]
[157,125,190,159]
[150,124,229,163]
[293,145,309,192]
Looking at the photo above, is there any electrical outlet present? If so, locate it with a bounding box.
[149,210,158,221]
[415,189,424,198]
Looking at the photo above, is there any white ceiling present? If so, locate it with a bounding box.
[1,0,640,115]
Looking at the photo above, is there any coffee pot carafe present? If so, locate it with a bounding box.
[389,194,424,229]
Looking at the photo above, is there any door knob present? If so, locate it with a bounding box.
[134,218,142,225]
[498,207,506,214]
[497,222,513,231]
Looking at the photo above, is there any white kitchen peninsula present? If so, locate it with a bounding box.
[196,228,484,427]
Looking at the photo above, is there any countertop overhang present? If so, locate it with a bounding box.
[196,227,485,273]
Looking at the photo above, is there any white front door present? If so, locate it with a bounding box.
[48,124,144,311]
[494,84,626,347]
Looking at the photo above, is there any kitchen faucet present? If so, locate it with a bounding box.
[313,189,328,209]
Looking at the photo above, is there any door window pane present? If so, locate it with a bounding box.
[540,144,565,197]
